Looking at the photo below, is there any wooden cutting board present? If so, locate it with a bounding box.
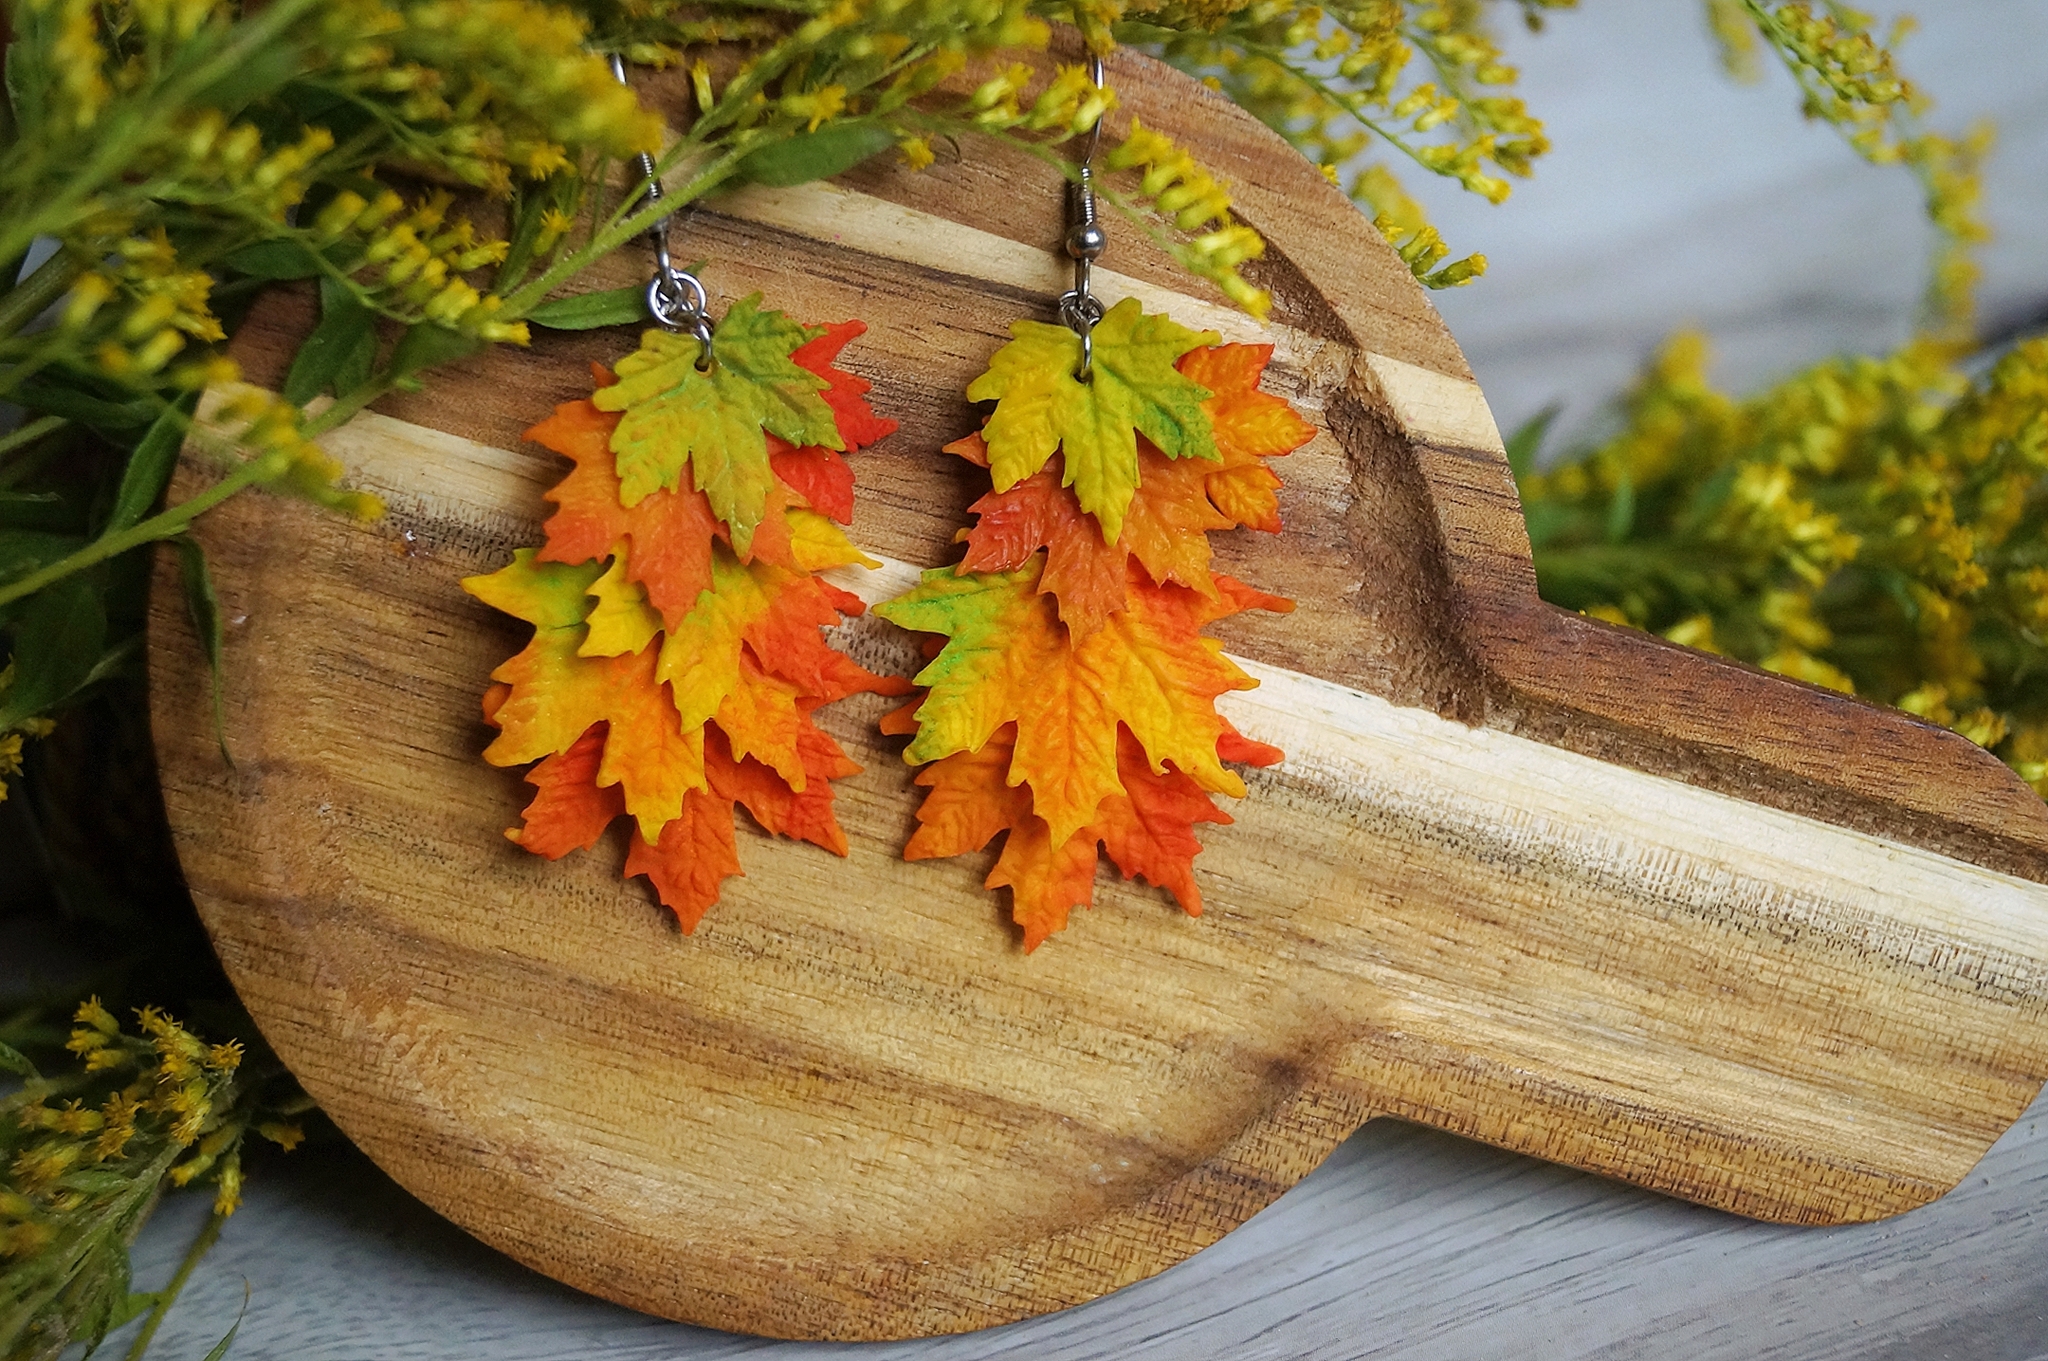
[147,49,2048,1342]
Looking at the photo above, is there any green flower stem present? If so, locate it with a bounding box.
[302,379,393,439]
[500,139,762,316]
[0,454,277,610]
[123,1209,227,1361]
[0,414,68,466]
[0,251,83,341]
[0,0,325,264]
[0,1142,180,1351]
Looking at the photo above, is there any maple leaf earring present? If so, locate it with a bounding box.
[874,56,1317,951]
[462,55,906,933]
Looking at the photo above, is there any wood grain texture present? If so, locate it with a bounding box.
[146,49,2048,1340]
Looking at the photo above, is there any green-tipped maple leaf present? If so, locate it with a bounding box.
[878,555,1276,843]
[966,297,1219,543]
[594,295,842,555]
[467,550,706,839]
[955,343,1314,634]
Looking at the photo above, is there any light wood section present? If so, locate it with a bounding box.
[148,46,2048,1340]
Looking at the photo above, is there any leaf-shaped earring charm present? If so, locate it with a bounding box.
[463,57,905,933]
[875,57,1316,950]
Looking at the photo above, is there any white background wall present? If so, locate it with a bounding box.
[1407,0,2048,448]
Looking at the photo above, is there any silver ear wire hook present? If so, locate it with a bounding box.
[1056,54,1108,382]
[609,53,715,368]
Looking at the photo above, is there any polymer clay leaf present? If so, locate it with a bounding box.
[707,711,863,856]
[509,723,624,859]
[967,297,1219,541]
[469,551,707,839]
[772,445,856,523]
[1180,343,1315,533]
[954,344,1311,633]
[624,788,743,932]
[988,817,1101,952]
[765,322,896,523]
[582,554,663,658]
[903,728,1031,862]
[657,549,781,732]
[904,722,1235,950]
[716,653,807,790]
[471,307,898,935]
[884,330,1314,948]
[595,295,841,554]
[794,320,898,452]
[531,390,719,630]
[1093,726,1232,917]
[880,556,1270,842]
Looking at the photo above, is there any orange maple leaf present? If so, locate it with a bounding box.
[770,445,855,523]
[707,709,863,855]
[793,320,898,452]
[906,723,1241,950]
[509,722,624,859]
[624,788,743,932]
[763,320,895,524]
[1178,343,1314,533]
[501,708,865,931]
[532,397,723,631]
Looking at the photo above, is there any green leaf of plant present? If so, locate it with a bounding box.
[591,295,836,555]
[200,1285,251,1361]
[220,239,324,280]
[966,297,1217,541]
[0,571,106,726]
[1604,468,1636,544]
[0,528,83,583]
[282,280,377,405]
[1505,403,1559,483]
[527,286,648,331]
[0,491,73,533]
[11,376,157,429]
[107,400,196,533]
[105,1290,160,1333]
[0,1037,38,1080]
[173,535,232,763]
[387,322,486,384]
[737,121,897,188]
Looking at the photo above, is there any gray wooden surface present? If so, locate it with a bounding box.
[103,1096,2048,1359]
[79,2,2048,1355]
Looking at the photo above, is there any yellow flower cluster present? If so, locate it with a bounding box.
[324,189,527,343]
[59,228,226,383]
[1138,0,1557,287]
[205,386,386,519]
[1731,1,1990,339]
[0,664,58,806]
[1103,116,1269,313]
[4,1000,282,1268]
[343,0,663,189]
[1520,331,2048,790]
